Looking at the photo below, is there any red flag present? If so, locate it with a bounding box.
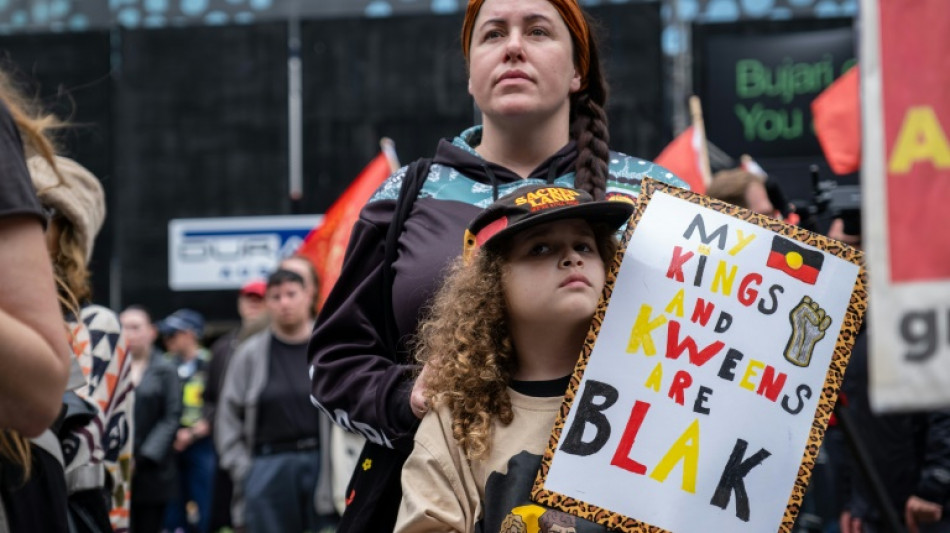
[655,125,708,194]
[297,151,394,310]
[812,65,861,175]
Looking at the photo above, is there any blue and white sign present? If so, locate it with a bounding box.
[168,215,323,291]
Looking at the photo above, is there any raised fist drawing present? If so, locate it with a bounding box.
[784,296,833,367]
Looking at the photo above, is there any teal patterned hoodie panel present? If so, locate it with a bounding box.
[370,126,687,207]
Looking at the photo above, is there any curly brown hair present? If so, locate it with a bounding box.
[415,223,618,460]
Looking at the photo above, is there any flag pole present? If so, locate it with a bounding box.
[689,95,714,190]
[380,137,400,173]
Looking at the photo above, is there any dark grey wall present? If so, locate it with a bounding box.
[0,32,113,306]
[113,22,290,317]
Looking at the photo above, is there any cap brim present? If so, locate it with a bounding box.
[157,323,180,336]
[158,315,195,336]
[484,200,634,250]
[240,290,266,298]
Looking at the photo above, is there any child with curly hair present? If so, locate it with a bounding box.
[396,184,633,532]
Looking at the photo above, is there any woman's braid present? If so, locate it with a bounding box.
[571,93,609,200]
[571,24,610,201]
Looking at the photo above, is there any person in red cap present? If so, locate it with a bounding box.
[205,278,269,532]
[396,184,631,531]
[207,280,268,415]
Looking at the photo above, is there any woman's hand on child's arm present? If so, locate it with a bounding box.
[410,363,432,419]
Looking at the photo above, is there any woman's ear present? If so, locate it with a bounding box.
[569,68,581,93]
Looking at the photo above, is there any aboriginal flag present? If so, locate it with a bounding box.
[766,236,824,284]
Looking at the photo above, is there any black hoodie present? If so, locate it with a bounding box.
[307,126,686,450]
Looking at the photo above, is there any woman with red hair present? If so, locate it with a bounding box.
[308,1,686,530]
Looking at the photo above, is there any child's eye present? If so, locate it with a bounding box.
[575,242,596,253]
[529,243,551,256]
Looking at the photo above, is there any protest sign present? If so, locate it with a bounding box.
[861,0,950,411]
[532,179,866,533]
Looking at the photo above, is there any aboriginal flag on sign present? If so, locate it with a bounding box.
[766,235,824,284]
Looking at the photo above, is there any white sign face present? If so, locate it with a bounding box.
[168,215,322,291]
[861,0,950,412]
[538,190,862,532]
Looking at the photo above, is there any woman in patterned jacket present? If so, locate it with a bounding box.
[30,154,135,533]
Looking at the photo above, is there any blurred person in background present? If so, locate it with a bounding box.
[217,269,336,532]
[0,66,73,531]
[280,255,320,318]
[830,221,950,533]
[205,279,268,533]
[159,308,214,533]
[30,152,135,532]
[706,167,776,216]
[120,305,183,533]
[307,0,687,529]
[279,254,364,515]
